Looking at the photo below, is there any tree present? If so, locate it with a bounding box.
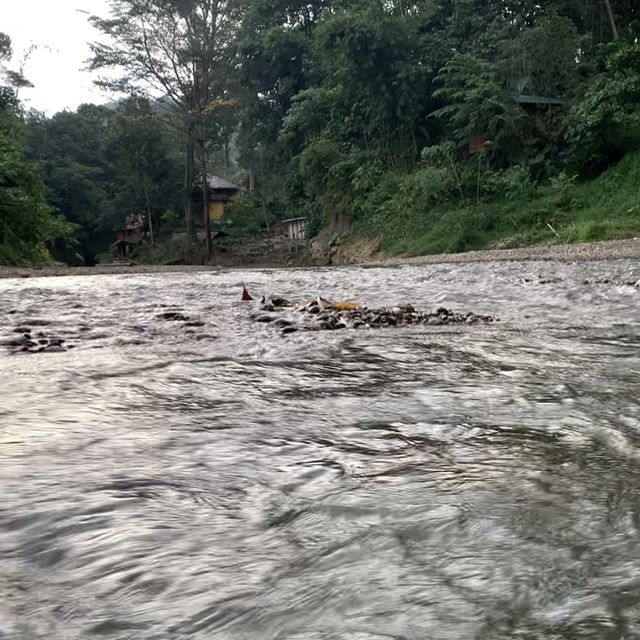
[0,33,75,264]
[567,41,640,173]
[26,105,113,261]
[89,0,244,247]
[25,99,184,261]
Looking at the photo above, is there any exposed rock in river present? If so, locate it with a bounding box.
[1,330,71,354]
[253,296,496,336]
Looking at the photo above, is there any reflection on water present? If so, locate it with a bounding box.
[0,260,639,639]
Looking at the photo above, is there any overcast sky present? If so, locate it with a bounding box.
[3,0,116,114]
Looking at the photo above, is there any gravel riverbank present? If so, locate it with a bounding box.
[380,237,640,266]
[0,237,638,279]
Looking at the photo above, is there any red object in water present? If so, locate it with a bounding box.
[242,283,253,301]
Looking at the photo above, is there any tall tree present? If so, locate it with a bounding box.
[0,33,75,263]
[89,0,243,245]
[26,99,184,261]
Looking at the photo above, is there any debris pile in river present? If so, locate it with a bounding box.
[250,296,496,336]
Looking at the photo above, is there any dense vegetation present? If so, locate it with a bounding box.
[1,0,639,264]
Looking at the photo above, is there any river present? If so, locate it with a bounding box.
[1,259,639,639]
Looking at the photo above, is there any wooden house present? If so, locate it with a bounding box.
[203,175,241,221]
[113,213,145,257]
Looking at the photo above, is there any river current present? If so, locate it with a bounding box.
[1,259,639,639]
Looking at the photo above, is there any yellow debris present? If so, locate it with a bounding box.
[329,301,359,311]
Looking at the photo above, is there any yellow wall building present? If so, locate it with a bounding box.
[205,175,241,221]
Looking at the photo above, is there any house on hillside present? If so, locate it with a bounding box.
[469,78,563,155]
[113,212,145,258]
[201,175,242,221]
[512,78,563,108]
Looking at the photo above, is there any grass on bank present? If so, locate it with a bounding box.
[353,151,640,256]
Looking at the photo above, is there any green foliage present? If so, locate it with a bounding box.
[25,102,183,262]
[567,41,640,173]
[0,91,75,264]
[499,11,581,98]
[434,54,524,163]
[481,164,534,199]
[357,150,640,256]
[234,0,640,257]
[4,1,639,265]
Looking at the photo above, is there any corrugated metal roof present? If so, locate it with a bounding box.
[281,217,307,223]
[206,175,241,190]
[516,95,563,105]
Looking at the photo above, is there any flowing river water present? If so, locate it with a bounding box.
[0,259,639,639]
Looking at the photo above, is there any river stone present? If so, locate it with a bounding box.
[44,344,67,353]
[281,325,298,335]
[255,314,274,323]
[2,335,31,347]
[156,311,190,321]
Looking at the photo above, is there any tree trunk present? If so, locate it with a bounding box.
[224,133,230,179]
[144,184,154,247]
[259,147,269,232]
[201,140,211,260]
[603,0,618,39]
[184,121,196,244]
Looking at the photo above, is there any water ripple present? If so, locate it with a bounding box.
[0,260,639,639]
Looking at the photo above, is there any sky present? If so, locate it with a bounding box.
[2,0,116,114]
